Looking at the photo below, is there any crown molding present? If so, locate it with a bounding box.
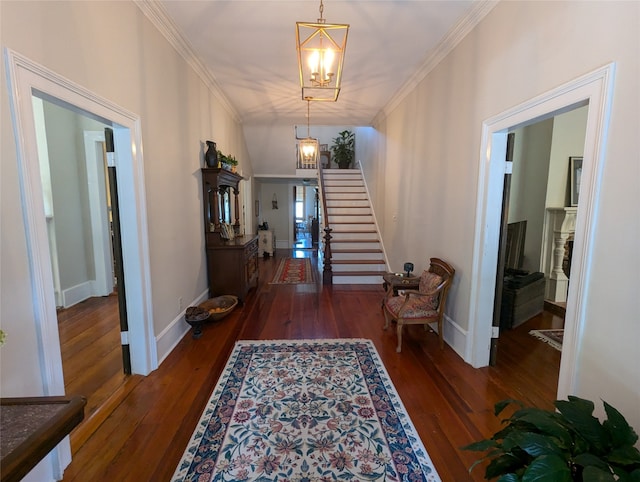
[134,0,241,123]
[379,0,499,120]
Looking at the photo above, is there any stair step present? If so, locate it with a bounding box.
[332,259,385,265]
[332,248,383,253]
[331,220,374,223]
[332,270,385,276]
[331,239,380,243]
[331,229,377,234]
[328,212,371,216]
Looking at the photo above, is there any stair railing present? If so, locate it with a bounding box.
[317,155,333,284]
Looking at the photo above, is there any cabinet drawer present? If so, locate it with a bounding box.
[244,239,258,259]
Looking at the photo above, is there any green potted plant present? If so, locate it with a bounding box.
[463,396,640,481]
[330,130,355,169]
[217,150,238,172]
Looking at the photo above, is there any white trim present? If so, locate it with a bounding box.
[468,64,616,401]
[443,314,468,361]
[156,289,209,365]
[4,48,157,376]
[83,131,114,298]
[4,49,158,481]
[62,281,93,308]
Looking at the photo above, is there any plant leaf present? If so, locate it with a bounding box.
[486,453,528,479]
[504,431,566,458]
[628,468,640,482]
[573,452,610,471]
[514,410,573,448]
[611,465,636,482]
[605,444,640,466]
[497,474,521,482]
[603,400,639,448]
[462,439,499,452]
[495,399,525,417]
[521,454,572,482]
[566,395,596,412]
[556,398,607,452]
[582,465,617,481]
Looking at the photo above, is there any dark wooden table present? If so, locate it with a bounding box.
[382,272,421,295]
[381,273,422,307]
[1,395,86,482]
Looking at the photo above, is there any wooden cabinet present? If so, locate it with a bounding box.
[201,168,258,301]
[206,236,258,301]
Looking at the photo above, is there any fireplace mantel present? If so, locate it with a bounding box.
[542,207,577,302]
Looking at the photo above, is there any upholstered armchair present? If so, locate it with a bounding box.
[383,258,455,352]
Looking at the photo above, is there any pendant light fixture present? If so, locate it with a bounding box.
[296,0,349,102]
[298,99,319,167]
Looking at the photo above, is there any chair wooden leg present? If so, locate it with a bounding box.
[396,322,403,353]
[438,318,444,349]
[383,310,391,330]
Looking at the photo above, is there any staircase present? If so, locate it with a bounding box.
[322,168,387,284]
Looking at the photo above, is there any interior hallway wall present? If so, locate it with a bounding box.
[369,0,639,430]
[0,0,252,437]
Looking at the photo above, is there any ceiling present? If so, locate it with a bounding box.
[154,0,489,127]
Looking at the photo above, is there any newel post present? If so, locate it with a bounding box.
[323,227,333,285]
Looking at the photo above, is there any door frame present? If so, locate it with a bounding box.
[467,63,615,401]
[83,130,115,298]
[5,48,157,373]
[5,48,157,475]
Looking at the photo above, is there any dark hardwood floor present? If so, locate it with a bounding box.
[60,248,562,481]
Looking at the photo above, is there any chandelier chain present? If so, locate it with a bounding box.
[318,0,325,23]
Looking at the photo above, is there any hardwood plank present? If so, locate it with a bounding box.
[61,248,561,482]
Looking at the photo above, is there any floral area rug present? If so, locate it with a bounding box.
[172,339,440,482]
[529,329,564,351]
[269,257,315,284]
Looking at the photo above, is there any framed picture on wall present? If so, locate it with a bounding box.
[570,156,583,206]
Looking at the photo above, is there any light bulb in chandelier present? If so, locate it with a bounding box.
[308,48,335,86]
[296,0,349,101]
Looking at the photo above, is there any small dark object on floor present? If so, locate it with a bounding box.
[185,306,210,339]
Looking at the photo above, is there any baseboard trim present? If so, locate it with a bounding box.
[443,315,468,361]
[62,281,92,308]
[155,290,209,364]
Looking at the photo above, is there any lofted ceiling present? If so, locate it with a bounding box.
[152,0,492,127]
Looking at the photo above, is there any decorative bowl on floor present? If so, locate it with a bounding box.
[185,306,210,339]
[199,295,238,321]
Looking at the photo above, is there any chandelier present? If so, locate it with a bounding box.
[296,0,349,102]
[298,99,319,166]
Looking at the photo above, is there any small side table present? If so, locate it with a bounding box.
[1,396,86,482]
[258,230,276,257]
[382,273,421,307]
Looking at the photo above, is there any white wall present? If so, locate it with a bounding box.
[369,0,639,429]
[245,124,355,175]
[547,105,588,208]
[1,0,251,423]
[259,182,292,246]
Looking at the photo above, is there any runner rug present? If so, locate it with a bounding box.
[172,339,441,482]
[529,329,564,351]
[269,257,314,284]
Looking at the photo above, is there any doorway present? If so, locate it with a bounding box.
[32,95,127,418]
[491,107,588,396]
[468,63,615,402]
[293,184,317,250]
[5,50,157,387]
